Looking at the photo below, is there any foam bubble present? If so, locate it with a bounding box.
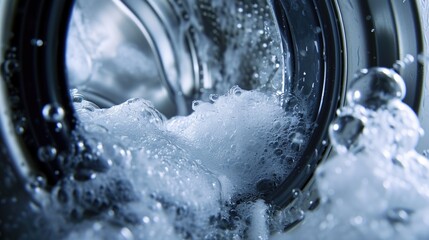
[42,86,308,239]
[274,68,429,239]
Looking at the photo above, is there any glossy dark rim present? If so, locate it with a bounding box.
[267,0,343,207]
[1,0,76,186]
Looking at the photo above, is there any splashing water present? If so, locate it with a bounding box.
[36,86,310,239]
[29,0,429,238]
[272,67,429,240]
[42,66,429,240]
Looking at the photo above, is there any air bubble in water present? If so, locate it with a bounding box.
[70,89,84,103]
[329,115,365,153]
[2,59,19,75]
[393,54,415,71]
[347,67,406,110]
[229,86,243,96]
[73,168,97,181]
[42,104,65,122]
[55,122,63,132]
[15,117,27,135]
[386,208,413,224]
[209,94,219,102]
[31,39,44,47]
[385,100,422,153]
[418,53,429,63]
[192,100,203,110]
[37,146,58,162]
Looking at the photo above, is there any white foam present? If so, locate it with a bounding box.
[60,86,306,239]
[271,70,429,240]
[166,87,301,200]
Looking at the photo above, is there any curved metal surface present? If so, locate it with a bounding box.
[0,0,427,238]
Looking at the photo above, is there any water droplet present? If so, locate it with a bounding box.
[393,60,406,72]
[120,227,134,240]
[347,67,406,110]
[15,118,26,135]
[329,115,365,153]
[73,168,97,181]
[143,216,150,224]
[403,54,415,64]
[37,146,57,162]
[35,176,47,188]
[289,206,305,221]
[418,53,429,64]
[313,27,322,34]
[292,188,301,199]
[42,104,65,122]
[55,122,63,132]
[31,39,44,47]
[393,55,415,72]
[2,59,19,75]
[386,208,413,224]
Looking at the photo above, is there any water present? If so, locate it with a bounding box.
[272,68,429,240]
[14,0,429,239]
[34,66,429,240]
[46,87,307,239]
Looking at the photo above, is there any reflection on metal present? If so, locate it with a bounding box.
[67,0,199,116]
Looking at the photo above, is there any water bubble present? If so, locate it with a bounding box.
[42,104,65,122]
[288,206,305,222]
[73,168,97,181]
[329,114,365,153]
[31,39,44,47]
[256,178,277,196]
[347,67,406,110]
[29,175,47,190]
[393,54,415,71]
[70,89,84,103]
[292,188,301,199]
[274,149,283,156]
[55,122,63,132]
[403,54,415,64]
[229,86,243,96]
[15,117,27,135]
[393,60,406,72]
[209,94,219,102]
[37,146,58,162]
[2,59,19,75]
[386,208,413,224]
[120,227,134,240]
[385,100,422,153]
[418,53,429,63]
[192,100,203,110]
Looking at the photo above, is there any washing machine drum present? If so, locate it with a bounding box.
[0,0,425,238]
